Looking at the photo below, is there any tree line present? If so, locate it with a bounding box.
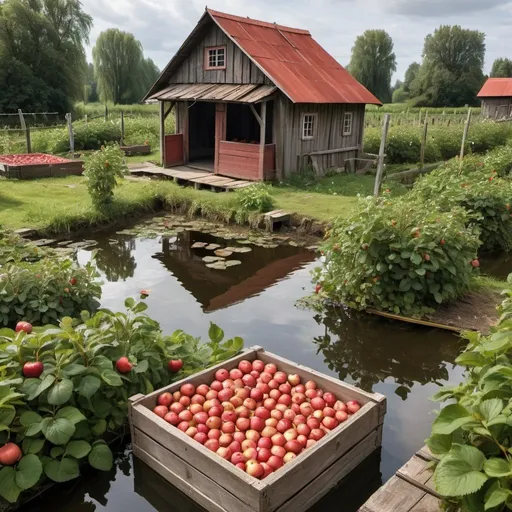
[348,26,512,107]
[0,0,160,114]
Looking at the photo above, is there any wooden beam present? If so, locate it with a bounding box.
[250,104,262,126]
[307,145,360,156]
[460,109,472,160]
[164,101,175,120]
[159,101,165,167]
[258,101,267,181]
[373,114,390,197]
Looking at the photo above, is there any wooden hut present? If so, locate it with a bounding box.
[478,78,512,119]
[144,8,381,181]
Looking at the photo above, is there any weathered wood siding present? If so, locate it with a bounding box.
[275,97,366,176]
[481,98,512,119]
[217,141,275,180]
[169,23,273,86]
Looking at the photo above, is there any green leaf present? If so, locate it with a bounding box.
[101,370,123,387]
[133,360,149,374]
[41,417,75,445]
[479,332,512,352]
[485,488,510,510]
[88,443,113,471]
[124,297,135,309]
[47,379,73,406]
[28,374,56,401]
[0,467,21,503]
[411,253,422,265]
[44,458,80,483]
[91,419,107,436]
[0,409,15,426]
[432,405,474,435]
[483,458,512,478]
[426,433,452,455]
[65,440,91,459]
[208,323,224,344]
[22,437,45,454]
[15,454,42,490]
[56,407,86,426]
[62,364,87,377]
[480,399,504,422]
[435,446,488,497]
[456,352,487,367]
[50,446,64,458]
[20,411,42,426]
[77,375,101,399]
[132,302,148,313]
[415,268,426,276]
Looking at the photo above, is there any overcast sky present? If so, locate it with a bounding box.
[81,0,512,80]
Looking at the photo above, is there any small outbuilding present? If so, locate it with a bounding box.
[478,78,512,119]
[144,8,381,181]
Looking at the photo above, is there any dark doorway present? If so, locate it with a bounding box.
[188,102,215,170]
[226,102,274,144]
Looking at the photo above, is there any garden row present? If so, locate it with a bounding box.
[313,143,512,317]
[0,229,243,504]
[2,114,510,167]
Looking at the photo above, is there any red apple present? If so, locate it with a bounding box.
[164,412,179,425]
[271,433,286,447]
[222,422,236,434]
[250,417,265,432]
[313,410,324,421]
[234,431,246,443]
[205,390,218,400]
[190,403,203,415]
[250,370,260,380]
[284,428,298,442]
[270,409,283,421]
[157,392,173,407]
[194,432,208,444]
[230,368,243,380]
[322,416,339,430]
[250,388,264,402]
[236,406,250,419]
[197,424,209,434]
[297,434,308,448]
[255,407,271,420]
[167,359,183,373]
[170,402,184,414]
[206,416,222,430]
[305,389,317,400]
[268,379,279,390]
[215,369,229,382]
[271,445,286,458]
[153,405,168,418]
[172,391,181,402]
[219,434,233,447]
[221,411,237,423]
[279,383,292,395]
[242,374,256,388]
[238,360,253,374]
[267,455,284,470]
[275,404,287,413]
[231,452,247,465]
[218,388,234,402]
[210,380,223,392]
[277,394,292,407]
[285,440,302,455]
[269,389,281,400]
[217,447,232,460]
[274,371,287,384]
[288,374,300,386]
[283,452,297,464]
[335,410,348,423]
[292,393,306,405]
[261,462,273,479]
[186,426,198,438]
[347,400,361,414]
[193,412,209,425]
[261,426,277,438]
[229,441,242,454]
[230,396,243,408]
[177,421,189,432]
[310,428,325,441]
[233,378,244,389]
[323,407,335,418]
[242,439,256,451]
[243,448,258,461]
[323,392,336,407]
[252,360,265,372]
[276,419,292,433]
[179,396,191,408]
[191,394,205,406]
[264,363,277,375]
[246,430,261,442]
[311,397,326,411]
[222,378,235,389]
[265,418,278,428]
[257,448,272,462]
[236,417,250,431]
[236,462,246,471]
[243,398,257,411]
[208,429,221,440]
[258,437,273,449]
[196,384,210,396]
[260,372,272,384]
[256,382,271,395]
[208,405,223,418]
[300,403,314,417]
[291,403,301,414]
[264,398,277,411]
[306,439,316,449]
[283,409,296,422]
[293,414,307,427]
[236,388,250,400]
[222,402,234,411]
[246,459,264,478]
[334,401,348,412]
[205,439,219,452]
[180,383,195,397]
[305,380,317,390]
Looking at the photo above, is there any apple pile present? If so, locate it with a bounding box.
[152,359,361,479]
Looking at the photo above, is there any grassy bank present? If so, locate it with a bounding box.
[0,174,397,233]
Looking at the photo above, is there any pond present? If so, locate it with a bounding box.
[28,218,467,512]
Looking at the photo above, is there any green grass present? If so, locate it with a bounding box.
[0,175,366,233]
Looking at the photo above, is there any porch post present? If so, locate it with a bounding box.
[259,101,267,181]
[215,103,227,175]
[159,101,165,167]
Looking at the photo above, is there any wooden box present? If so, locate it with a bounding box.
[128,346,386,512]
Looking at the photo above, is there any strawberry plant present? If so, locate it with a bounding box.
[426,277,512,511]
[312,196,480,317]
[411,154,512,252]
[83,144,127,208]
[0,300,243,504]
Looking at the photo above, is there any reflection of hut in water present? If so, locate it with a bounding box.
[155,231,315,312]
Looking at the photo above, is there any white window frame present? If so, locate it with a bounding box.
[301,113,316,140]
[204,46,226,70]
[343,112,353,136]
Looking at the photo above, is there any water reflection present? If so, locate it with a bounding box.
[312,307,464,399]
[95,238,137,282]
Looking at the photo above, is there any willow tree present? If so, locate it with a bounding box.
[348,30,397,103]
[93,29,157,104]
[0,0,92,113]
[491,58,512,78]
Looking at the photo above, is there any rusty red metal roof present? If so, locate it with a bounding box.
[478,78,512,98]
[208,9,381,105]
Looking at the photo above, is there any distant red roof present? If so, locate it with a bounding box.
[477,78,512,98]
[208,9,381,104]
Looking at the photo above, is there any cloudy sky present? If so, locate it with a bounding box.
[81,0,512,80]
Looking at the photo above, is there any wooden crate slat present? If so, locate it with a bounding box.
[275,428,380,512]
[133,429,254,512]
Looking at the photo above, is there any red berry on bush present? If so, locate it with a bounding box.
[69,277,77,286]
[440,239,445,245]
[168,359,183,373]
[116,357,133,374]
[23,361,43,378]
[15,321,32,334]
[424,254,430,261]
[471,259,480,268]
[64,287,70,293]
[315,284,321,294]
[361,243,369,251]
[140,289,150,298]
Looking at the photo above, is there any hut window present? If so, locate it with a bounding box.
[343,112,353,136]
[301,114,316,140]
[205,46,226,70]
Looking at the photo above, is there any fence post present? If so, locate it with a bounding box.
[459,109,472,160]
[65,113,74,157]
[18,109,31,153]
[85,114,88,126]
[104,104,108,122]
[420,116,428,167]
[120,111,125,146]
[374,114,391,197]
[159,101,165,167]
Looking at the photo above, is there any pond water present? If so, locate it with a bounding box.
[27,221,468,512]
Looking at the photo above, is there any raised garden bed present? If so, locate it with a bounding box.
[129,346,386,512]
[120,145,151,156]
[0,153,83,179]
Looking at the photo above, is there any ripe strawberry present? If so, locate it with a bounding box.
[116,357,133,374]
[69,277,77,286]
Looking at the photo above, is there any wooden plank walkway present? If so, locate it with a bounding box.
[360,446,446,512]
[128,164,254,191]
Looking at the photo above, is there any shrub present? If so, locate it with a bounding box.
[312,196,481,317]
[0,301,243,503]
[411,154,512,252]
[0,231,101,327]
[236,183,275,213]
[426,279,512,511]
[84,145,127,207]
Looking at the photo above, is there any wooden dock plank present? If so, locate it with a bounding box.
[360,477,425,512]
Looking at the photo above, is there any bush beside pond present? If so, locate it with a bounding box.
[426,278,512,511]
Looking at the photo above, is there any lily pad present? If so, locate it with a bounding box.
[214,249,233,258]
[57,240,73,247]
[206,261,227,270]
[205,244,221,251]
[261,243,279,249]
[225,246,252,254]
[288,241,299,247]
[203,256,225,263]
[307,245,319,251]
[191,242,208,249]
[225,260,242,267]
[237,240,253,245]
